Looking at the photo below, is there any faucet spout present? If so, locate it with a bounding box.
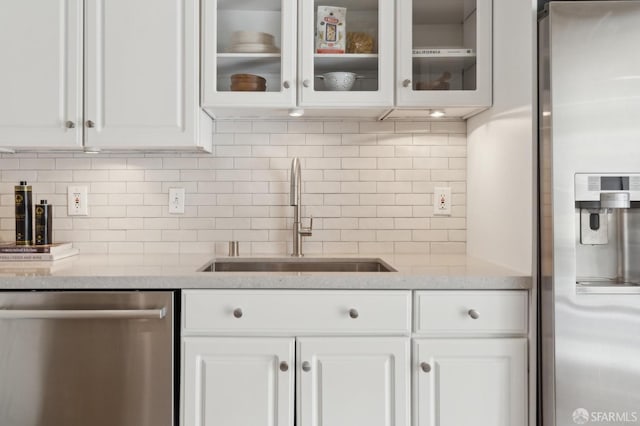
[290,157,311,257]
[290,157,301,207]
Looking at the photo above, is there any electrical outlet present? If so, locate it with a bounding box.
[433,186,452,215]
[67,186,88,216]
[168,188,185,214]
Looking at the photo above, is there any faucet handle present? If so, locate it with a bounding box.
[300,215,313,236]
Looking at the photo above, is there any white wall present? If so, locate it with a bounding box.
[467,0,535,274]
[0,119,468,256]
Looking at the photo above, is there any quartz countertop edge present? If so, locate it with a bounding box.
[0,254,532,290]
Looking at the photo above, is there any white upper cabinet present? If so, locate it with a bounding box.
[0,0,211,151]
[201,0,394,119]
[201,0,297,113]
[394,0,492,117]
[0,0,83,149]
[85,0,209,150]
[298,0,394,109]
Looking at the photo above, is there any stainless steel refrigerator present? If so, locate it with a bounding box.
[539,1,640,425]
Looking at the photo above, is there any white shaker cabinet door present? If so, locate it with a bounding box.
[414,338,527,426]
[297,337,410,426]
[0,0,83,148]
[84,0,202,149]
[183,337,294,426]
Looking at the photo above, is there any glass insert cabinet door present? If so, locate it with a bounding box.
[396,0,492,108]
[299,0,394,108]
[201,0,296,108]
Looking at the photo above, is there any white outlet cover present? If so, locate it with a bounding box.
[67,185,88,216]
[433,186,452,216]
[169,188,185,214]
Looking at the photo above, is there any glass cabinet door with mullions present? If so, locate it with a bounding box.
[299,0,394,108]
[397,0,492,108]
[202,0,296,112]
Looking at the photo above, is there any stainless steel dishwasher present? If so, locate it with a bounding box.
[0,291,176,426]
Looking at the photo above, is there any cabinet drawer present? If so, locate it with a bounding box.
[414,291,528,335]
[183,290,411,335]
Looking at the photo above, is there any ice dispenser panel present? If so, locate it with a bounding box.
[575,173,640,285]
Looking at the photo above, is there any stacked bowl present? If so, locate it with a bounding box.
[230,73,266,92]
[229,31,280,53]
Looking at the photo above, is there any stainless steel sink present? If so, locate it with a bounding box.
[199,257,396,272]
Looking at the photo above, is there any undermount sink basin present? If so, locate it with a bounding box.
[199,257,396,273]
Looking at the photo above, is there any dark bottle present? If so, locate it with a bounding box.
[15,181,33,245]
[35,200,52,245]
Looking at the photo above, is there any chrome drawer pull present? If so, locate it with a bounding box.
[468,309,480,319]
[279,361,289,372]
[302,361,311,372]
[233,308,243,318]
[349,308,359,319]
[420,362,431,373]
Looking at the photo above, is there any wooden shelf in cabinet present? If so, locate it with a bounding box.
[217,53,281,75]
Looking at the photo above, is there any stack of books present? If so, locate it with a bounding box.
[0,242,79,261]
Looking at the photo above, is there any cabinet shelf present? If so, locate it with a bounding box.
[217,53,281,75]
[313,54,379,73]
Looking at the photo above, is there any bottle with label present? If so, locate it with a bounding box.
[35,200,52,245]
[15,181,33,245]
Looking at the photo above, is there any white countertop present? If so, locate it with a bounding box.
[0,253,531,290]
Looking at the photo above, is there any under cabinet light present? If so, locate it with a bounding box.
[288,108,305,117]
[83,147,101,154]
[429,109,445,118]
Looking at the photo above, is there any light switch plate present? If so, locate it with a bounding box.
[169,188,185,214]
[67,186,88,216]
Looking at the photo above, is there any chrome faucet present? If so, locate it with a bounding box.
[290,157,312,257]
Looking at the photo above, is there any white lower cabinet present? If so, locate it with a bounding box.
[413,338,527,426]
[181,290,411,426]
[181,290,528,426]
[183,337,294,426]
[298,337,409,426]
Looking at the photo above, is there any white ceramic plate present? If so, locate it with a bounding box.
[231,31,275,45]
[229,43,280,54]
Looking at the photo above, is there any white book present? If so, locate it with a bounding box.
[0,248,79,262]
[412,48,475,56]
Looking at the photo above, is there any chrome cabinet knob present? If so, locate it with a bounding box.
[303,79,311,88]
[279,361,289,372]
[349,308,359,319]
[402,79,411,88]
[233,308,243,318]
[420,362,431,373]
[65,121,75,129]
[86,120,95,128]
[302,361,311,372]
[283,81,291,89]
[468,309,480,320]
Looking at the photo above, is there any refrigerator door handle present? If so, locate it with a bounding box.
[0,307,167,320]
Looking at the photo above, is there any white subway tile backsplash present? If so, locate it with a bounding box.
[324,121,359,134]
[360,193,395,205]
[431,121,466,134]
[341,181,377,194]
[395,121,432,133]
[288,121,324,134]
[341,158,376,169]
[0,120,466,255]
[359,146,394,157]
[358,121,395,134]
[252,121,287,133]
[252,146,288,158]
